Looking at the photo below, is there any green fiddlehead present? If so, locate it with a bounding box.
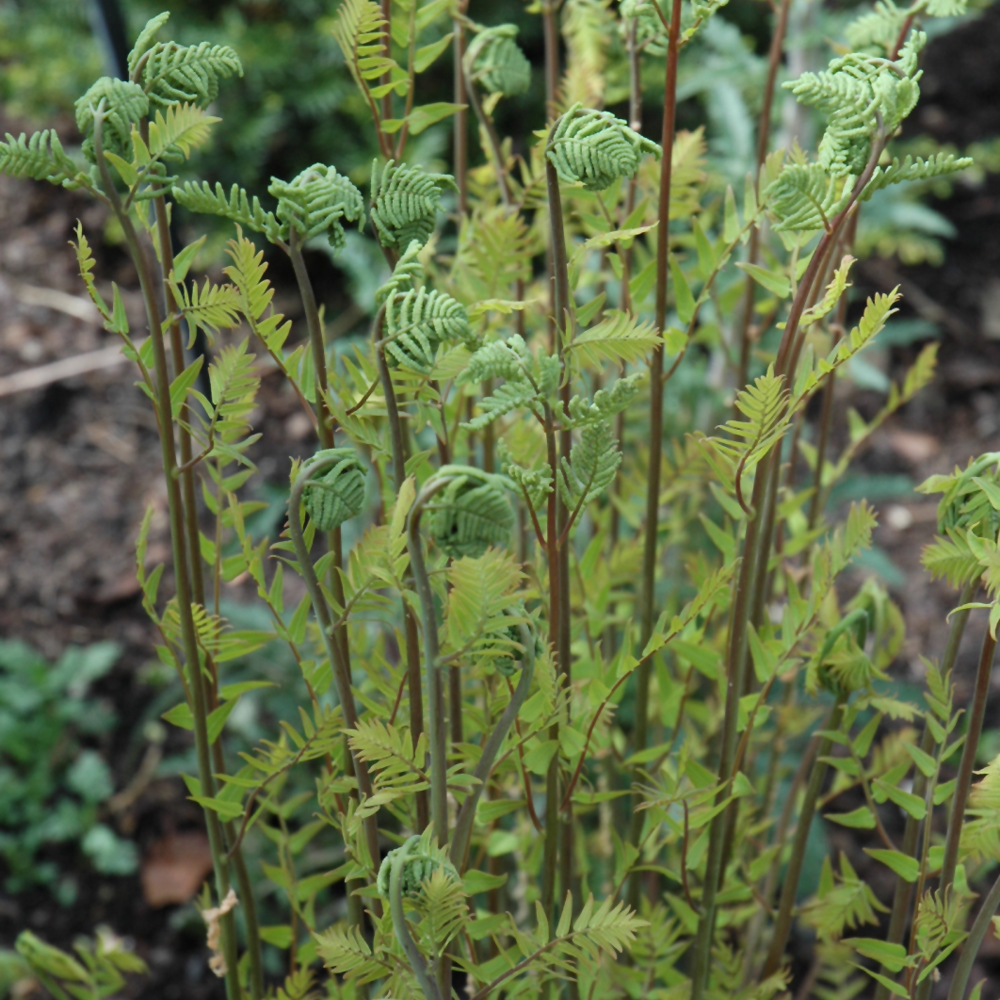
[75,78,149,163]
[269,163,366,251]
[369,159,456,252]
[466,24,532,97]
[427,465,515,559]
[301,448,367,531]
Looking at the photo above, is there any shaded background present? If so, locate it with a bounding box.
[0,0,999,995]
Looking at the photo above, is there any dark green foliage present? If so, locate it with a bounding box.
[303,448,367,531]
[428,467,514,560]
[140,39,243,111]
[384,285,473,372]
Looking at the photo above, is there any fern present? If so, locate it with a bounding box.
[269,163,365,251]
[302,448,367,531]
[171,278,242,345]
[412,866,469,959]
[467,24,532,97]
[332,0,397,98]
[146,102,217,161]
[548,103,662,191]
[172,181,283,244]
[347,718,428,789]
[567,373,646,427]
[620,0,667,57]
[559,420,622,510]
[567,310,660,368]
[802,855,887,941]
[384,285,473,373]
[369,159,456,252]
[765,163,848,232]
[315,924,394,985]
[0,129,83,188]
[861,151,973,200]
[445,548,525,663]
[428,466,514,560]
[141,40,242,110]
[74,77,149,163]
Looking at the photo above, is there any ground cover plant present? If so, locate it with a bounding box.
[2,1,999,998]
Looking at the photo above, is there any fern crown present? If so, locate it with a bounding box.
[467,24,532,97]
[428,466,514,560]
[302,449,367,531]
[547,103,662,191]
[268,163,365,251]
[369,159,457,252]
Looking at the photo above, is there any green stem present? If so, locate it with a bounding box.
[93,109,240,1000]
[287,456,382,881]
[407,476,453,846]
[389,837,446,1000]
[629,0,682,905]
[451,625,536,870]
[453,2,469,215]
[873,577,977,1000]
[946,864,1000,1000]
[760,692,848,978]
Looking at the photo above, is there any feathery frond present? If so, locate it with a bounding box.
[75,78,149,163]
[269,163,365,251]
[172,181,283,243]
[369,159,456,252]
[141,40,242,110]
[302,449,367,531]
[428,466,514,559]
[467,24,531,97]
[0,130,82,188]
[559,420,622,510]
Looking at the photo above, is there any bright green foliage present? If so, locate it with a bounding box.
[428,466,514,559]
[15,929,147,1000]
[269,163,366,250]
[369,159,456,252]
[376,833,460,900]
[384,285,474,372]
[620,0,667,56]
[172,180,283,243]
[467,24,531,97]
[0,129,81,187]
[302,449,368,531]
[547,103,662,191]
[74,77,149,163]
[559,420,622,510]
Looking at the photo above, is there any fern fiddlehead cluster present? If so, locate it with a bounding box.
[269,163,366,251]
[75,78,149,163]
[376,835,460,901]
[370,159,456,252]
[547,103,662,191]
[301,448,367,531]
[427,466,514,560]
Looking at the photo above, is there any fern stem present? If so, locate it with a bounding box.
[453,2,469,215]
[389,838,446,1000]
[451,625,536,870]
[153,192,265,1000]
[92,108,241,1000]
[287,457,382,883]
[375,313,430,830]
[542,0,561,120]
[760,692,848,978]
[946,863,1000,1000]
[629,0,682,904]
[407,476,453,846]
[873,577,976,1000]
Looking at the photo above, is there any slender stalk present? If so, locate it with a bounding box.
[287,457,382,879]
[542,0,561,120]
[628,0,683,909]
[946,864,1000,1000]
[873,577,977,1000]
[152,194,265,1000]
[451,626,536,870]
[760,693,848,978]
[453,2,469,215]
[407,477,453,846]
[389,838,446,1000]
[92,109,240,1000]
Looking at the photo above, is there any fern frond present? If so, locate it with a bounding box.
[559,420,622,509]
[802,854,887,941]
[332,0,396,93]
[620,0,667,57]
[861,152,973,200]
[467,24,531,97]
[413,866,469,958]
[269,163,365,251]
[765,163,848,232]
[548,103,662,191]
[429,466,514,560]
[370,159,456,252]
[459,335,534,384]
[0,130,82,188]
[141,40,242,110]
[567,373,646,427]
[384,286,473,373]
[315,924,393,985]
[845,0,908,55]
[75,77,149,163]
[567,310,660,368]
[147,102,218,161]
[302,448,367,531]
[172,278,242,342]
[921,530,981,588]
[173,180,283,244]
[375,238,424,305]
[347,718,428,786]
[445,548,524,657]
[464,380,542,430]
[453,205,533,300]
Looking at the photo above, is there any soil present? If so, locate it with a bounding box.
[2,6,1000,997]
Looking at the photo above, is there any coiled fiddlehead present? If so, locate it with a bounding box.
[377,835,460,901]
[369,160,457,252]
[546,103,662,191]
[140,40,243,111]
[427,465,514,559]
[269,163,365,251]
[384,285,474,373]
[75,78,150,164]
[301,448,366,531]
[466,25,532,97]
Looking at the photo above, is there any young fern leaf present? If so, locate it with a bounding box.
[559,420,623,511]
[428,466,514,559]
[332,0,398,98]
[369,160,456,252]
[269,163,365,251]
[315,924,393,985]
[172,181,283,244]
[567,373,646,427]
[384,285,474,373]
[146,103,218,161]
[802,854,887,941]
[466,24,532,97]
[765,163,848,233]
[141,40,243,110]
[301,448,367,531]
[75,78,149,163]
[566,310,660,368]
[860,151,974,201]
[547,103,662,191]
[171,278,242,345]
[347,718,429,789]
[0,130,84,188]
[444,547,524,660]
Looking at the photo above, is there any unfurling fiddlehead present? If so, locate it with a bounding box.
[546,103,662,191]
[466,24,532,97]
[301,448,367,531]
[369,159,456,251]
[427,465,515,559]
[139,40,243,110]
[376,835,460,901]
[384,285,474,372]
[269,163,366,251]
[75,78,149,163]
